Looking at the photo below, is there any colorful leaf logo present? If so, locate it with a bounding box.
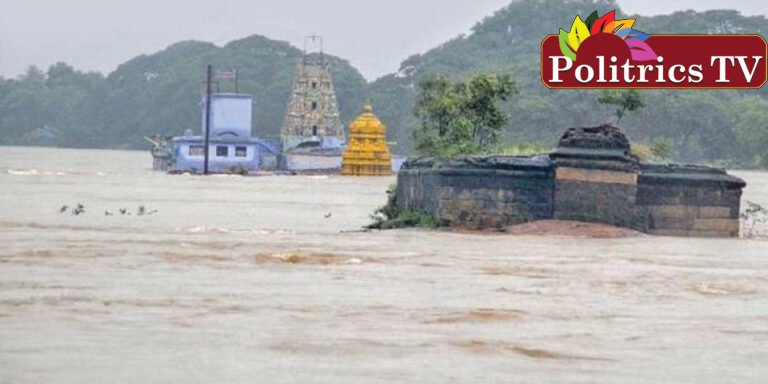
[557,10,657,62]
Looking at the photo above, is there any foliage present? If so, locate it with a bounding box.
[369,0,768,168]
[368,184,439,230]
[2,0,768,170]
[741,201,768,238]
[598,89,646,123]
[631,137,676,162]
[369,210,439,230]
[0,36,367,149]
[493,141,550,156]
[650,136,675,161]
[630,143,654,162]
[371,184,399,222]
[728,96,768,168]
[412,73,518,156]
[0,64,106,147]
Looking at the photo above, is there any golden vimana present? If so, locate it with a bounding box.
[341,104,393,176]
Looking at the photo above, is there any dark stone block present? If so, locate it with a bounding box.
[731,206,741,220]
[556,124,631,151]
[553,180,641,229]
[650,216,694,231]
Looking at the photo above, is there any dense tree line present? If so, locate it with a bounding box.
[0,36,367,149]
[1,0,767,168]
[370,0,768,168]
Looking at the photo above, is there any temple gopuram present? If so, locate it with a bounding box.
[342,104,393,176]
[150,36,407,175]
[280,37,345,153]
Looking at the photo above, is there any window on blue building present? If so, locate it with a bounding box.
[189,145,205,156]
[235,146,247,157]
[216,146,229,157]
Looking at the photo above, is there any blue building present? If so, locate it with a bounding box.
[170,94,279,174]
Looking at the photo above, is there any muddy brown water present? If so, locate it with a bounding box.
[1,146,767,383]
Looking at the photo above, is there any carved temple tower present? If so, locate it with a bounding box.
[281,36,345,153]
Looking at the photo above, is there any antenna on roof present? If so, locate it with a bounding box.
[303,34,324,64]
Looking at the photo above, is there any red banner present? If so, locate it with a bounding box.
[541,34,767,89]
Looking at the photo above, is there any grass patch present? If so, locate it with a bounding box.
[367,184,439,230]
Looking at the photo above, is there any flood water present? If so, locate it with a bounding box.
[1,146,767,383]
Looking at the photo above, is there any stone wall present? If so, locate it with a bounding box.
[638,164,745,237]
[395,125,747,238]
[397,157,554,229]
[550,126,645,230]
[553,167,643,229]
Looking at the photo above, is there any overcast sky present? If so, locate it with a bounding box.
[0,0,766,81]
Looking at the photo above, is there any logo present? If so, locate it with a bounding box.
[558,11,657,62]
[541,10,768,89]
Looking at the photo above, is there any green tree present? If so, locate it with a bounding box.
[639,91,732,163]
[3,0,768,169]
[0,36,368,149]
[650,136,675,161]
[598,89,646,124]
[729,96,768,168]
[371,0,768,168]
[0,66,50,144]
[412,73,517,156]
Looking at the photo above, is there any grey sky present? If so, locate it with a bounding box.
[1,0,766,81]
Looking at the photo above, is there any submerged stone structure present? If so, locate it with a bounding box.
[396,125,746,237]
[341,104,393,176]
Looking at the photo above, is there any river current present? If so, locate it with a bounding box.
[1,146,767,383]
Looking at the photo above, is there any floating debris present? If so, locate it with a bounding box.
[137,206,158,216]
[58,203,157,217]
[72,204,85,216]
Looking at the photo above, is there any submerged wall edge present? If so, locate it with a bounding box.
[395,128,746,237]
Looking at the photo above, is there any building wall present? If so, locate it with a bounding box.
[285,154,342,171]
[203,95,253,138]
[173,142,277,173]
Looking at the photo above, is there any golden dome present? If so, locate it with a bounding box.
[342,104,393,176]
